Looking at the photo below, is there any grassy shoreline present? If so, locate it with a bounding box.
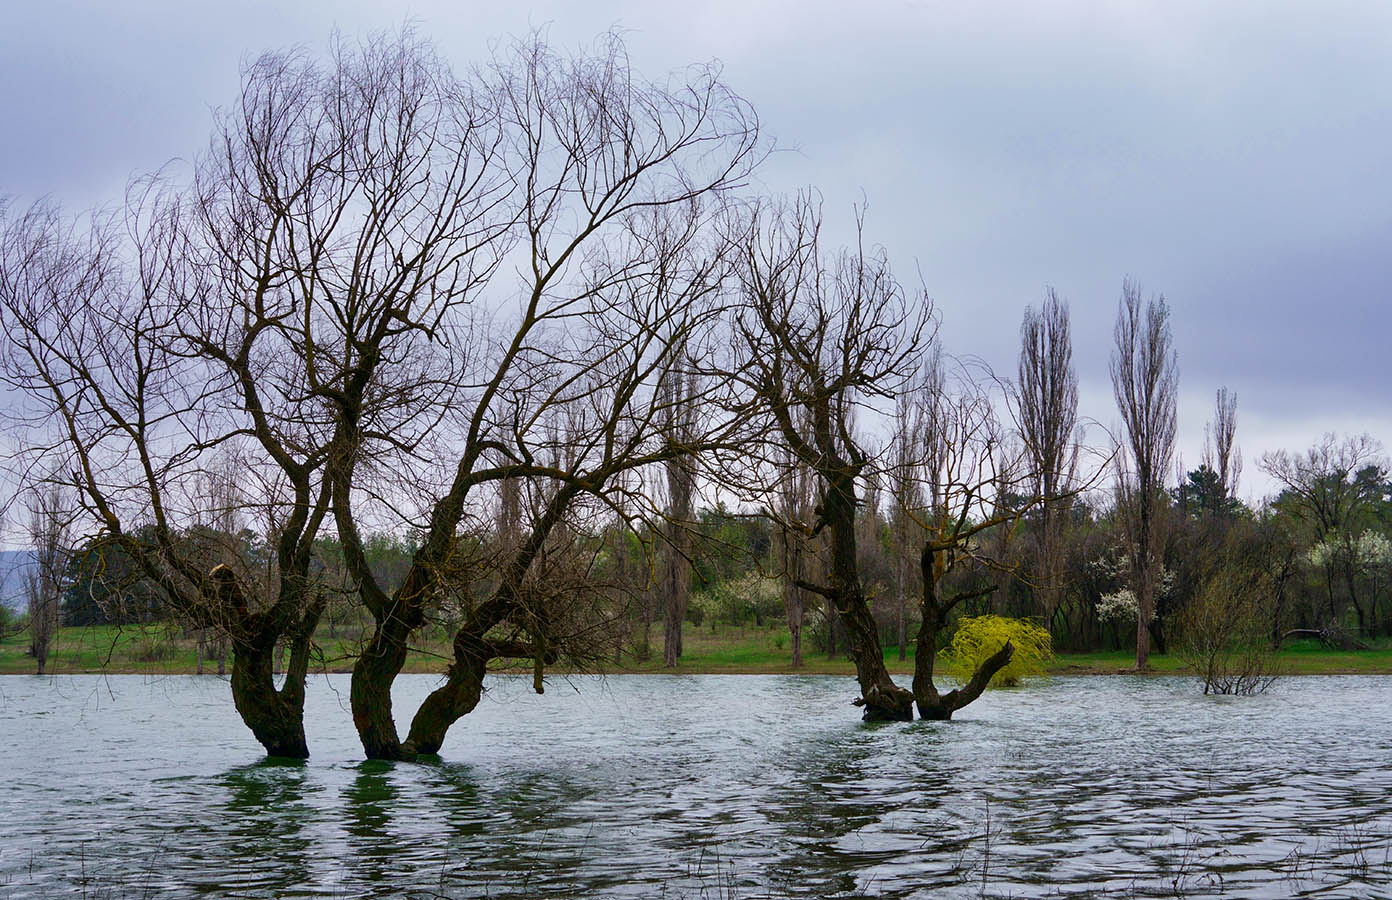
[3,622,1390,677]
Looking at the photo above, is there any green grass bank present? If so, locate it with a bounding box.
[4,622,1391,677]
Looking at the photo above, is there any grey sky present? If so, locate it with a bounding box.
[4,0,1390,503]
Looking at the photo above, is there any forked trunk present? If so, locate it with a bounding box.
[230,629,314,759]
[215,566,322,759]
[912,553,1014,721]
[350,614,417,761]
[841,595,913,721]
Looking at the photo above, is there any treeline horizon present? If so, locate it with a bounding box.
[49,424,1392,657]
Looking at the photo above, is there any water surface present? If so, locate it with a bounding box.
[1,674,1388,898]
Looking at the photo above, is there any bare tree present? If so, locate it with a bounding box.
[342,35,759,759]
[1,32,515,757]
[731,197,928,720]
[24,481,72,675]
[1202,386,1242,501]
[1016,289,1078,629]
[1109,279,1178,670]
[903,354,1033,719]
[661,363,698,668]
[2,30,757,761]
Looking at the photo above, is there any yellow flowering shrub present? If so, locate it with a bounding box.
[941,615,1053,687]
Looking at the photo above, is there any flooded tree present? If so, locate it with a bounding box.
[0,133,339,756]
[733,200,1046,721]
[732,196,923,719]
[900,353,1036,719]
[342,34,760,760]
[1,29,758,760]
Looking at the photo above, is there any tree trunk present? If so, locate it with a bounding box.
[790,614,802,668]
[912,551,1015,721]
[1134,498,1153,670]
[823,471,913,721]
[782,550,804,670]
[212,566,322,758]
[405,642,489,756]
[661,521,690,668]
[350,613,417,761]
[230,631,312,759]
[1344,554,1367,637]
[1134,607,1151,669]
[662,398,694,668]
[635,606,652,660]
[662,599,684,667]
[825,603,836,658]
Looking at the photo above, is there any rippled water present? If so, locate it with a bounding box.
[1,674,1389,899]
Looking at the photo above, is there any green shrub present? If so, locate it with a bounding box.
[942,615,1052,687]
[1173,563,1280,695]
[133,633,176,662]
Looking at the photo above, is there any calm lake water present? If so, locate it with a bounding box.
[0,673,1389,899]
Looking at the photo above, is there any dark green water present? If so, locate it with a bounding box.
[0,674,1388,898]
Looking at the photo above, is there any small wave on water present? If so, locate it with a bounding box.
[0,673,1389,898]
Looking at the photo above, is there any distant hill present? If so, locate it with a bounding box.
[0,550,36,613]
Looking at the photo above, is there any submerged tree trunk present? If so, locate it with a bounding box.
[228,615,321,758]
[407,625,559,756]
[822,472,914,722]
[911,547,1014,721]
[405,634,491,756]
[230,640,308,758]
[214,565,324,759]
[350,611,422,761]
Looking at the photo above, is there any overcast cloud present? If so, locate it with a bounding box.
[3,0,1390,503]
